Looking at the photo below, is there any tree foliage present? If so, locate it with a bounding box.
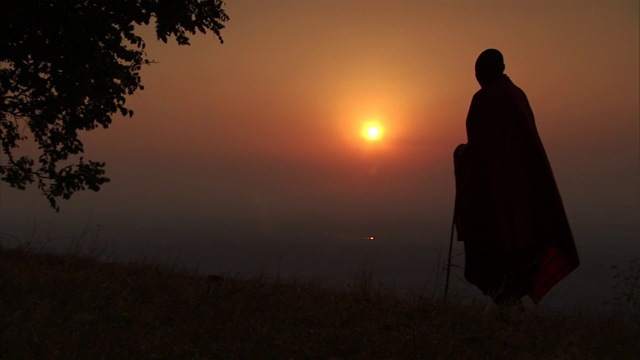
[0,0,228,210]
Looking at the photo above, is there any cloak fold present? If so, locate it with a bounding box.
[454,75,579,303]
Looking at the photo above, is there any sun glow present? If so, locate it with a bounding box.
[362,121,383,141]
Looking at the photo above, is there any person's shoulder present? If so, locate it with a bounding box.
[471,88,487,100]
[506,80,531,103]
[471,87,493,106]
[503,75,528,95]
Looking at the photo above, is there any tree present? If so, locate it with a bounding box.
[0,0,229,211]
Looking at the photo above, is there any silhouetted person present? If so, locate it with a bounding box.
[454,49,579,306]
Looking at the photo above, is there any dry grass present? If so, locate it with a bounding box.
[0,246,637,359]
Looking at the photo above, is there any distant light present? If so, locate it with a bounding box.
[367,236,375,241]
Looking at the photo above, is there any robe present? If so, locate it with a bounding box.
[454,74,579,303]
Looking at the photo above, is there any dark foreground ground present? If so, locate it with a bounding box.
[0,246,637,359]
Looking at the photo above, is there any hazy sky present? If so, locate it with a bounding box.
[1,0,638,309]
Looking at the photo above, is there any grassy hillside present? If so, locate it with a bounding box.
[0,246,637,359]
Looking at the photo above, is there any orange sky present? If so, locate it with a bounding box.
[1,1,638,259]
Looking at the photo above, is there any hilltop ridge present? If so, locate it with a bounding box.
[0,246,637,359]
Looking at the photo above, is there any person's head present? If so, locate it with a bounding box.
[475,49,505,87]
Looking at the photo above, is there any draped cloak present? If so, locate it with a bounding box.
[454,75,579,303]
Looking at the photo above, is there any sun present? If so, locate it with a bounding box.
[367,126,380,139]
[362,121,383,141]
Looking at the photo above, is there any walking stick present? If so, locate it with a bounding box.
[444,206,455,302]
[446,143,464,302]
